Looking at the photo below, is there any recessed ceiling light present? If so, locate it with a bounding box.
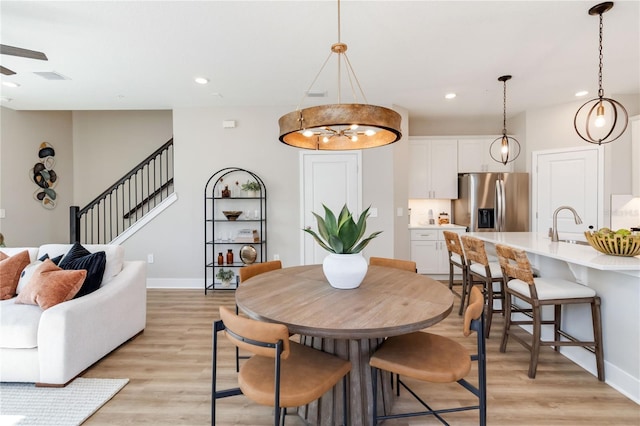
[195,77,209,85]
[445,93,456,99]
[575,90,589,97]
[2,81,20,88]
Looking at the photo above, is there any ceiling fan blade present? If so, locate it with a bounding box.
[0,44,48,61]
[0,65,16,76]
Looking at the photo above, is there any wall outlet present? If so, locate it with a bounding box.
[273,254,280,260]
[147,254,154,264]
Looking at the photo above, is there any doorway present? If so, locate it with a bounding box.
[532,146,603,237]
[300,151,362,264]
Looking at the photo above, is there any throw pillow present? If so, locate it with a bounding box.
[38,253,63,265]
[0,250,31,300]
[15,259,86,310]
[58,242,106,298]
[17,260,44,294]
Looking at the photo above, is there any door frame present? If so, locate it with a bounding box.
[531,145,604,232]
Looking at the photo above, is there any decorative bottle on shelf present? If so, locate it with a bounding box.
[226,249,234,264]
[217,252,224,265]
[221,185,231,198]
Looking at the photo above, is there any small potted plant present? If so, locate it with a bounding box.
[303,204,381,289]
[216,268,235,287]
[241,180,261,197]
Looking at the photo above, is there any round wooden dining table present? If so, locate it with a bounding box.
[235,264,454,426]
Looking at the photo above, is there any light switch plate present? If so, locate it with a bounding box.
[369,207,378,217]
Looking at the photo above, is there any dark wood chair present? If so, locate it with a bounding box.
[235,260,282,371]
[369,256,417,272]
[461,235,505,337]
[369,286,487,426]
[495,244,604,381]
[442,230,468,314]
[212,306,352,426]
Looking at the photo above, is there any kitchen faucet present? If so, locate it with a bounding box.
[549,206,583,242]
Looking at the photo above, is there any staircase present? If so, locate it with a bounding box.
[69,138,175,244]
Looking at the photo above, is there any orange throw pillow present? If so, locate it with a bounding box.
[0,250,31,300]
[15,259,86,310]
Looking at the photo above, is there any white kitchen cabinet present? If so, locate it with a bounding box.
[458,137,514,173]
[408,138,458,199]
[410,228,466,274]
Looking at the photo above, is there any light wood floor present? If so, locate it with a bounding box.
[82,287,639,425]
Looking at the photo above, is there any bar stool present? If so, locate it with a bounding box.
[461,235,505,338]
[495,244,604,381]
[442,231,468,315]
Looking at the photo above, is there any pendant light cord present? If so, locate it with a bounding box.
[502,79,507,135]
[597,12,604,99]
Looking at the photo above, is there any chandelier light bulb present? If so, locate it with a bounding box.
[350,124,359,130]
[351,135,358,142]
[303,130,314,137]
[322,136,330,143]
[365,129,376,137]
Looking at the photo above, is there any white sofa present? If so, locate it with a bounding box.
[0,244,146,386]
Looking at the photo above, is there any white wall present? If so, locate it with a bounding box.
[72,110,173,205]
[522,93,639,226]
[0,108,73,246]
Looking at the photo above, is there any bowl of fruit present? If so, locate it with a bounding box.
[584,228,640,257]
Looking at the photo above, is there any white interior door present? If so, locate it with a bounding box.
[300,151,361,265]
[532,146,603,238]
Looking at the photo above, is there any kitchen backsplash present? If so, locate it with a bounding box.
[610,194,640,230]
[408,199,452,226]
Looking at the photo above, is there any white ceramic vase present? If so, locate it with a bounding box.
[322,252,368,289]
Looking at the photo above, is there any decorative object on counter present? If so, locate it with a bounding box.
[222,210,242,221]
[226,249,234,264]
[574,2,628,145]
[30,142,58,210]
[489,75,521,165]
[428,209,435,225]
[239,245,258,264]
[241,180,261,197]
[221,185,231,198]
[215,268,235,287]
[277,0,401,151]
[303,204,381,289]
[438,212,450,225]
[217,252,224,265]
[584,228,640,257]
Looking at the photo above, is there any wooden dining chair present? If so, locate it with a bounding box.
[369,286,487,426]
[212,306,352,426]
[495,244,604,381]
[369,256,417,273]
[235,260,282,372]
[442,231,468,314]
[461,235,505,337]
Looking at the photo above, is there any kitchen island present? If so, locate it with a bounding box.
[469,232,640,404]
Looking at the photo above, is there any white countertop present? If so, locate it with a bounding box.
[409,224,467,230]
[468,232,640,272]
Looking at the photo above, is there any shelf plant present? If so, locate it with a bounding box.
[241,180,261,192]
[216,268,235,286]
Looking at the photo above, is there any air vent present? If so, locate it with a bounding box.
[306,90,327,98]
[33,71,70,80]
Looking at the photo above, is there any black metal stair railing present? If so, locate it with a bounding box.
[70,138,174,244]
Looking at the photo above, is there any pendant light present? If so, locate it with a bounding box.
[574,2,628,145]
[278,0,402,150]
[490,75,520,165]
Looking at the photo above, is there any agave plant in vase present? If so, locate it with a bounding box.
[303,204,381,289]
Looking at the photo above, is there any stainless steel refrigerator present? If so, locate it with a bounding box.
[453,172,529,232]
